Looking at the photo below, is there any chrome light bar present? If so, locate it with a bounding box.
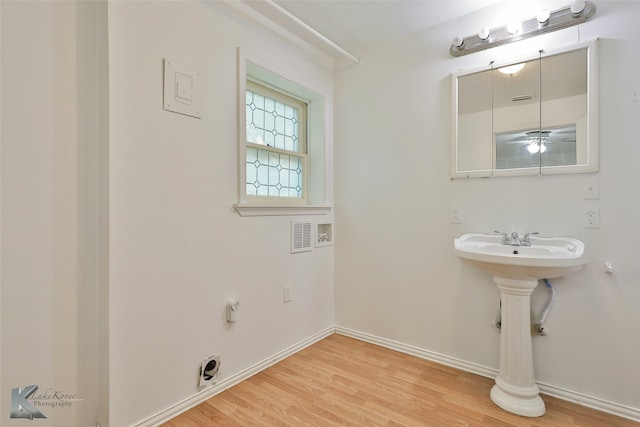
[449,1,596,57]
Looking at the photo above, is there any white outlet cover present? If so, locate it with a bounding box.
[451,206,463,224]
[583,206,600,228]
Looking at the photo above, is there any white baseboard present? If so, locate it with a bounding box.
[134,325,639,426]
[134,327,334,427]
[334,326,640,423]
[333,326,498,378]
[537,382,640,423]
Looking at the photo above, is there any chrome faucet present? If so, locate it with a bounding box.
[510,232,523,246]
[495,231,539,246]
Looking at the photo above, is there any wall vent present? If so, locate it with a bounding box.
[291,221,312,253]
[199,355,220,388]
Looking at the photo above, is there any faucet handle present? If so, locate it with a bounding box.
[494,230,509,245]
[523,232,539,245]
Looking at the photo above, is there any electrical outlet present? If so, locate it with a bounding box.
[451,206,463,224]
[283,285,292,303]
[583,207,600,228]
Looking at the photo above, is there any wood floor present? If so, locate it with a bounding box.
[161,334,638,426]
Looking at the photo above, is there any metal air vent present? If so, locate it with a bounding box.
[291,221,312,253]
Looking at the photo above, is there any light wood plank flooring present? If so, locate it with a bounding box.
[161,334,638,426]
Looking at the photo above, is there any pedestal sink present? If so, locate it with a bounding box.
[454,233,587,417]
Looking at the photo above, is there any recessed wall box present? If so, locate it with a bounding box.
[316,222,333,247]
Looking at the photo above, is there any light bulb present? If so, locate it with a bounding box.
[478,28,490,40]
[506,21,520,35]
[537,9,550,24]
[452,36,464,48]
[571,0,586,17]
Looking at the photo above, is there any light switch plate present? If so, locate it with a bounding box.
[583,178,599,200]
[163,59,203,119]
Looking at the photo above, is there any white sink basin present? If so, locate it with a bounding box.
[454,232,588,417]
[454,233,587,280]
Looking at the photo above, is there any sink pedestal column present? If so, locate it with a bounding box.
[490,277,545,417]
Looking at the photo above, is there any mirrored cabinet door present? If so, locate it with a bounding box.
[493,57,541,173]
[540,48,588,169]
[456,69,493,175]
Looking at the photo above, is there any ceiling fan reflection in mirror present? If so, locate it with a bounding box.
[495,126,578,169]
[497,127,576,151]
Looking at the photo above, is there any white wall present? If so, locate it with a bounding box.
[107,1,334,425]
[76,2,110,426]
[2,1,109,425]
[335,0,640,415]
[2,1,333,425]
[0,2,98,426]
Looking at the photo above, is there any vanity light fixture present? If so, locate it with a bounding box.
[449,1,596,57]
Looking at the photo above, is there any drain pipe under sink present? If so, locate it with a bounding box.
[534,279,556,335]
[494,278,556,335]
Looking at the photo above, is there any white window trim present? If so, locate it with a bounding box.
[234,204,332,217]
[234,47,332,217]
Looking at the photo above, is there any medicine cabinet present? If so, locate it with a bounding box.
[451,39,598,178]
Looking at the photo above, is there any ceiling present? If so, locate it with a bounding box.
[242,0,504,62]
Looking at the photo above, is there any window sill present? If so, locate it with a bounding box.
[233,204,332,217]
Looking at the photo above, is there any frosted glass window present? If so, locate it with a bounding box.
[245,81,306,200]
